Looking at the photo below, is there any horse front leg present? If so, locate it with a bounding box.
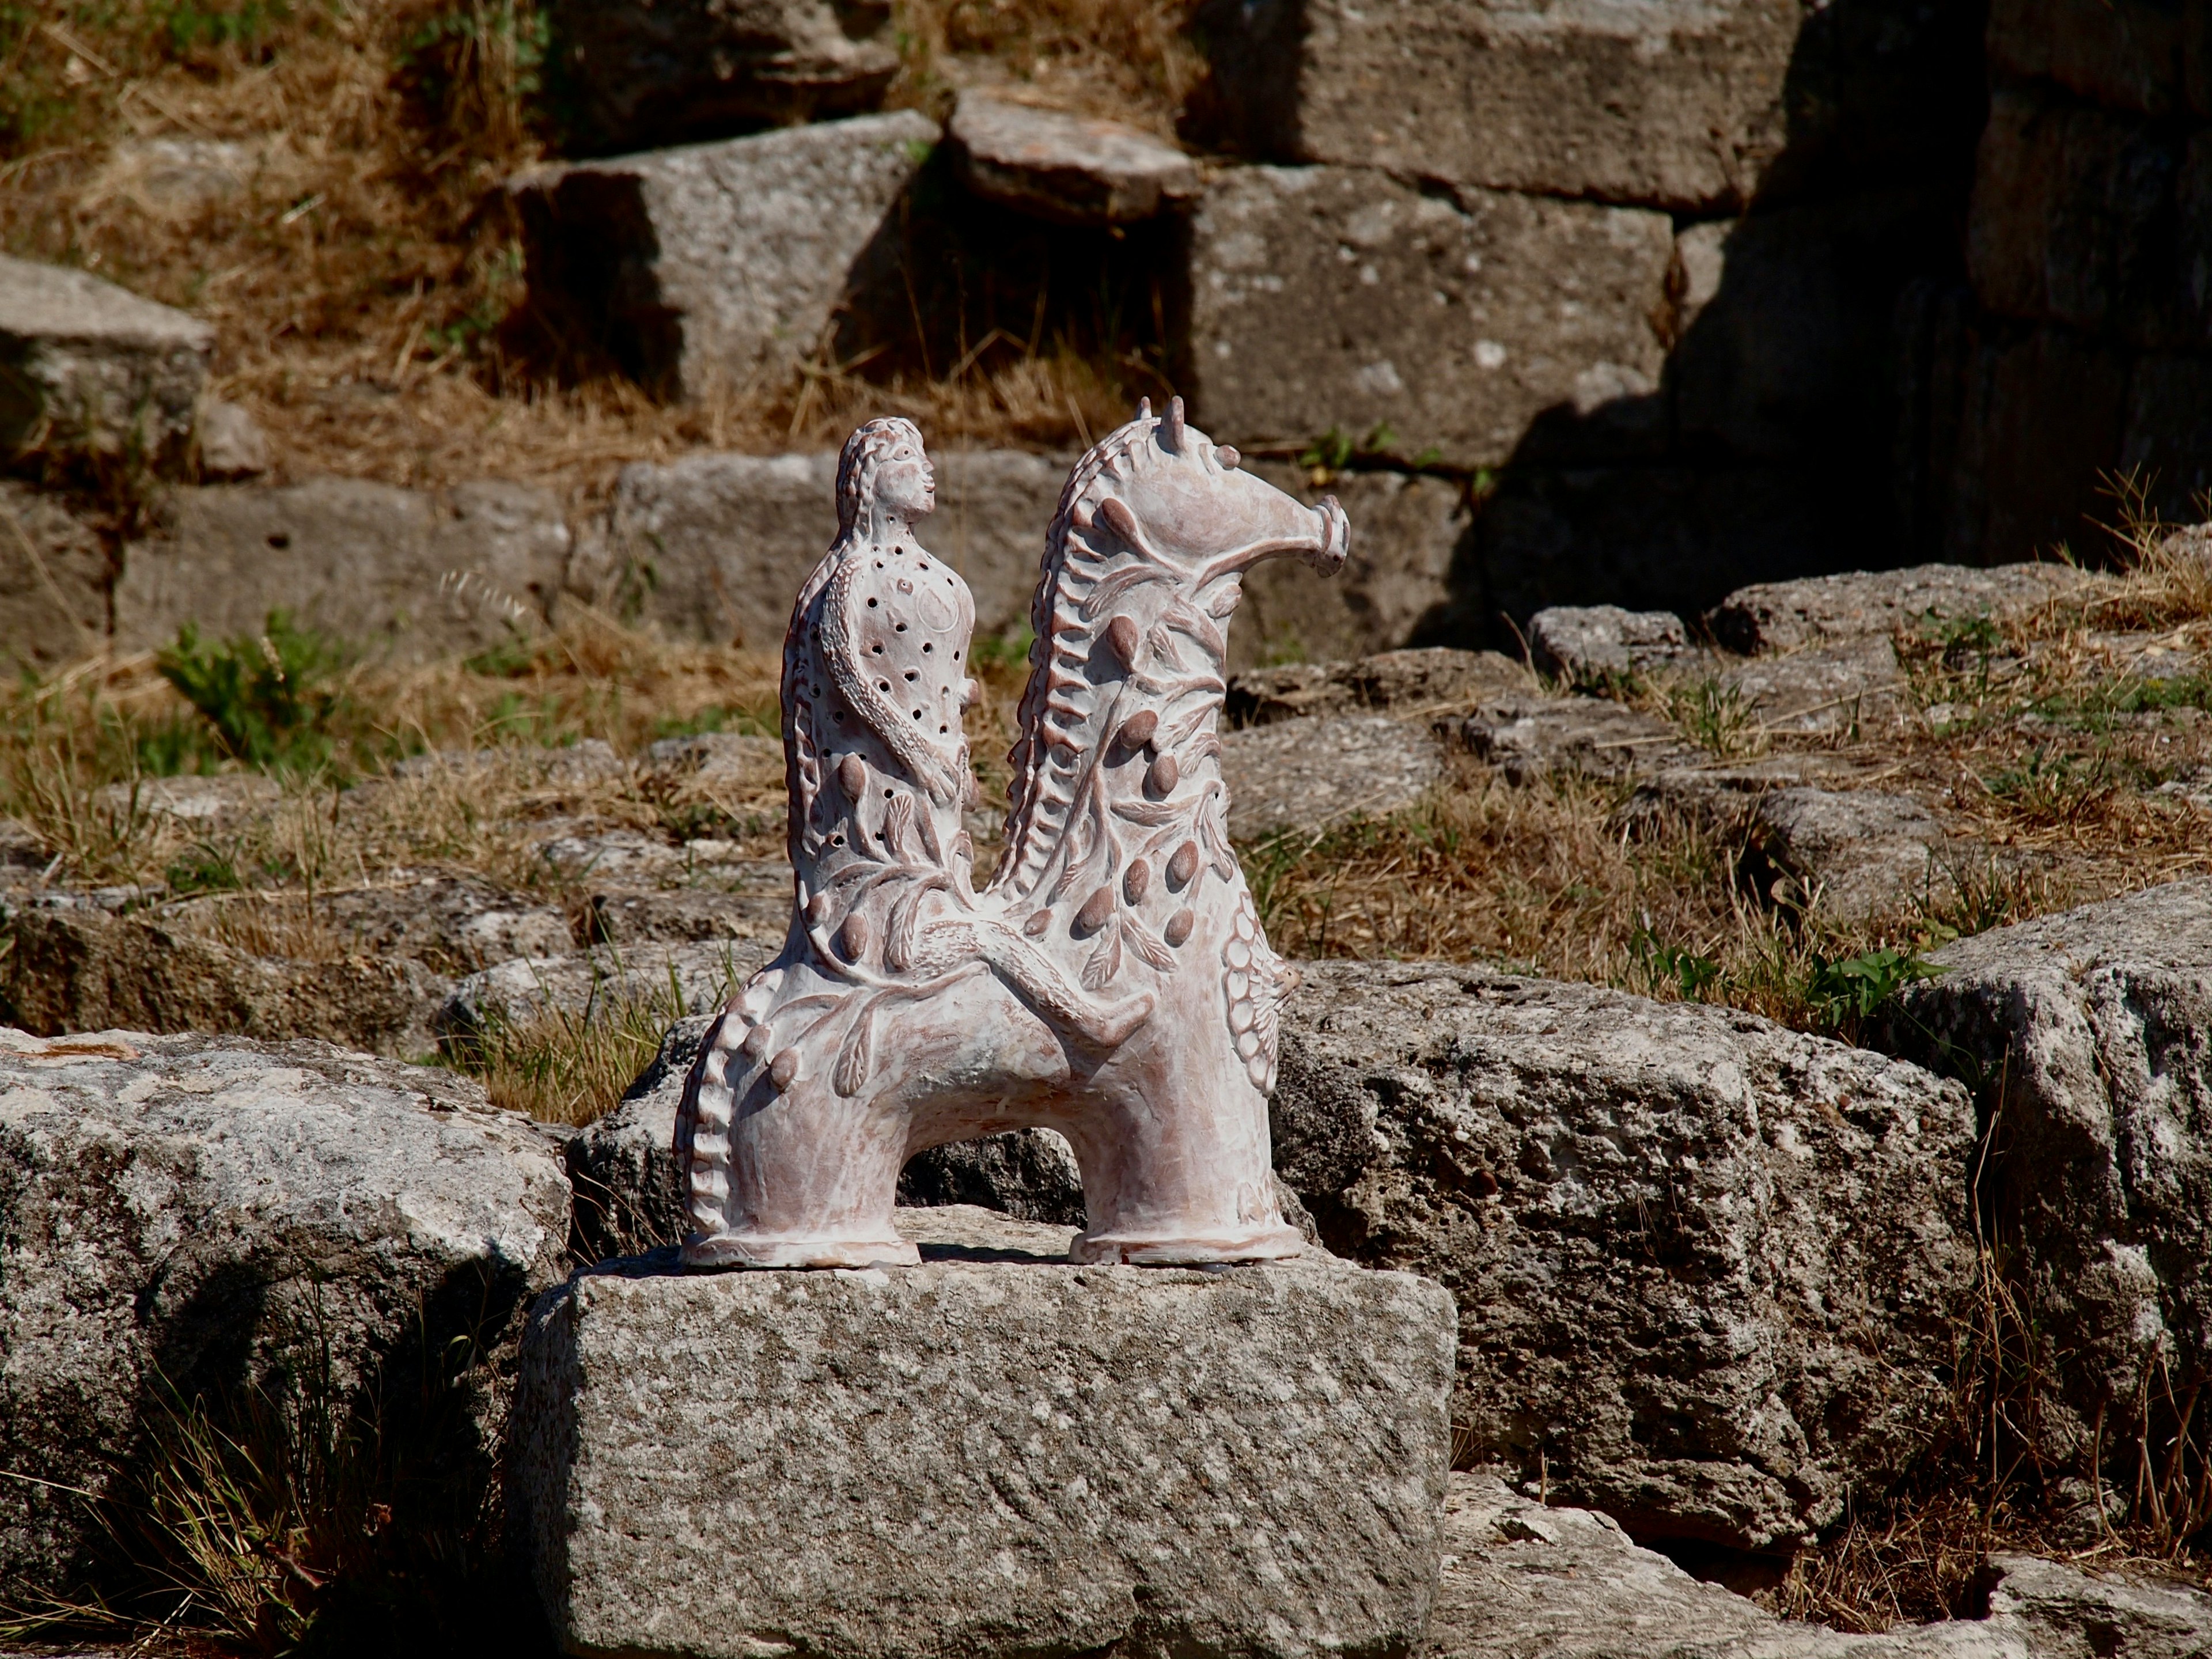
[680,1009,918,1269]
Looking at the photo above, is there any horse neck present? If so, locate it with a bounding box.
[990,476,1233,904]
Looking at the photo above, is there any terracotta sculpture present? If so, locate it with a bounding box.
[676,403,1348,1267]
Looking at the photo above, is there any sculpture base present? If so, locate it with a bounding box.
[1068,1217,1308,1265]
[514,1207,1456,1659]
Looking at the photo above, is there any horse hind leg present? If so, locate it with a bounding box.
[681,1016,918,1270]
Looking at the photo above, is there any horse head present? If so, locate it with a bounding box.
[992,398,1349,902]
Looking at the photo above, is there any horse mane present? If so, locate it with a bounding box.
[990,407,1162,899]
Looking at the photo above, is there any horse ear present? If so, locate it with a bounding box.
[1165,396,1187,451]
[1137,397,1152,421]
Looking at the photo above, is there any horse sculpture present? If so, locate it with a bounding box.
[675,402,1349,1267]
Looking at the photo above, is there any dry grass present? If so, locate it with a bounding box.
[0,0,1195,508]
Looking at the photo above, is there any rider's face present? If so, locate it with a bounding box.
[877,443,936,522]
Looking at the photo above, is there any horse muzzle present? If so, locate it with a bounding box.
[1302,495,1350,575]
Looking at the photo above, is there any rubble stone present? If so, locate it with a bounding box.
[0,482,112,671]
[513,1227,1455,1659]
[588,446,1060,649]
[550,0,900,155]
[115,478,571,662]
[437,939,774,1045]
[1877,880,2212,1444]
[0,1028,569,1594]
[1748,787,1947,921]
[0,255,211,457]
[1459,695,1695,784]
[1718,635,1906,736]
[1273,961,1980,1548]
[948,94,1196,224]
[509,113,939,400]
[1219,714,1444,838]
[1182,164,1673,470]
[1706,561,2108,654]
[1229,647,1527,728]
[192,397,269,478]
[1528,605,1693,683]
[1987,1551,2212,1659]
[0,906,450,1057]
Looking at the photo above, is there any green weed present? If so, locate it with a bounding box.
[1667,678,1764,760]
[1805,946,1936,1037]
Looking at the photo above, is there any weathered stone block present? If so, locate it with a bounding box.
[1967,88,2206,350]
[948,93,1196,225]
[1938,319,2131,568]
[1272,962,1980,1549]
[114,476,570,661]
[550,0,899,155]
[2122,350,2212,521]
[586,447,1063,648]
[513,1221,1456,1659]
[509,113,938,400]
[1878,880,2212,1448]
[0,1028,569,1596]
[0,482,110,670]
[1473,464,1874,627]
[1229,647,1527,728]
[1190,0,1982,213]
[1233,464,1468,668]
[1670,191,1966,464]
[0,255,211,458]
[1987,0,2202,119]
[1181,165,1672,471]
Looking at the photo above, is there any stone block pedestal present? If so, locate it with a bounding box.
[513,1208,1456,1659]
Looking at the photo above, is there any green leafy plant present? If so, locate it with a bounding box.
[1805,946,1936,1035]
[1632,922,1720,999]
[157,612,349,773]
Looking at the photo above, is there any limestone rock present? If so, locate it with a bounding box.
[0,482,112,670]
[1232,465,1472,669]
[895,1125,1087,1225]
[1718,635,1907,736]
[1183,164,1673,471]
[1528,605,1693,683]
[1706,562,2107,655]
[115,477,570,662]
[153,873,576,977]
[0,1028,570,1596]
[1459,694,1695,783]
[0,255,211,458]
[192,397,269,478]
[513,1234,1456,1659]
[1877,880,2212,1438]
[551,0,899,154]
[1748,787,1946,921]
[1229,647,1525,729]
[1987,1552,2212,1659]
[437,939,775,1045]
[587,446,1059,647]
[1219,714,1444,838]
[509,113,939,401]
[0,906,451,1057]
[1272,961,1980,1549]
[948,94,1196,224]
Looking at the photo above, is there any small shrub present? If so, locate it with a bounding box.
[157,613,349,774]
